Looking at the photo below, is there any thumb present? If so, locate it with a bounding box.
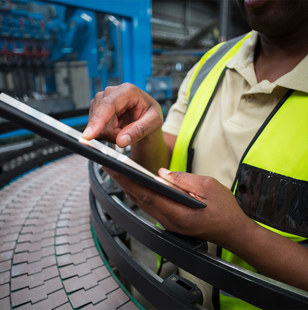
[158,168,196,193]
[158,168,212,202]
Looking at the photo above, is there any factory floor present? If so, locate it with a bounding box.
[0,155,159,309]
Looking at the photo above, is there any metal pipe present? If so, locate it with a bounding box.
[219,0,229,42]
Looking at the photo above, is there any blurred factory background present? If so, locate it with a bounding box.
[1,2,307,309]
[0,0,249,123]
[151,0,249,100]
[0,0,251,184]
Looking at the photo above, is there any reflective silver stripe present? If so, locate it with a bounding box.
[188,34,246,108]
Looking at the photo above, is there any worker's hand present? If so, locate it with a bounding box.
[104,168,308,291]
[104,167,255,249]
[156,169,255,246]
[82,83,163,148]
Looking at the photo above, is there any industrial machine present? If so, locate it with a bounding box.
[0,0,152,114]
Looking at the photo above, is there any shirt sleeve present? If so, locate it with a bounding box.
[162,63,199,136]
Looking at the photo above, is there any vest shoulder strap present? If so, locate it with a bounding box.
[188,33,248,107]
[170,32,251,172]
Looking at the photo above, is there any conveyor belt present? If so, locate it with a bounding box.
[0,155,140,310]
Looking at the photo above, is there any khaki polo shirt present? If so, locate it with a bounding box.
[163,30,308,310]
[163,30,308,189]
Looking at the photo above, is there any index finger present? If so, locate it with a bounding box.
[82,92,118,140]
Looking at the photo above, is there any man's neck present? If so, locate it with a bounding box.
[254,24,308,83]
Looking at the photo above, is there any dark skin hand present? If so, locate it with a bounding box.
[104,167,308,291]
[83,85,308,291]
[83,83,163,147]
[82,0,308,291]
[82,85,308,292]
[82,83,172,173]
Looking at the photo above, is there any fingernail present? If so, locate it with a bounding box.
[189,192,199,199]
[82,127,93,139]
[159,167,171,178]
[118,134,132,146]
[79,136,90,145]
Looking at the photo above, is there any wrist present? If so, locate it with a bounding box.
[221,214,260,256]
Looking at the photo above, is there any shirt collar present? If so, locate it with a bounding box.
[227,30,308,93]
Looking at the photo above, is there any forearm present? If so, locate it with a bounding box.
[131,128,172,174]
[226,219,308,291]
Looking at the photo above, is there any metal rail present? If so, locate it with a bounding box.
[90,190,202,310]
[0,139,71,187]
[0,110,89,187]
[89,160,308,309]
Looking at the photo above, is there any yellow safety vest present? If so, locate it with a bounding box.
[170,33,308,309]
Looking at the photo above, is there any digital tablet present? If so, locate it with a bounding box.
[0,93,206,208]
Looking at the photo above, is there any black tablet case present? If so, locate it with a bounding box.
[0,93,205,209]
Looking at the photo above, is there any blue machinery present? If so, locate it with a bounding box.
[0,0,162,141]
[0,0,152,112]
